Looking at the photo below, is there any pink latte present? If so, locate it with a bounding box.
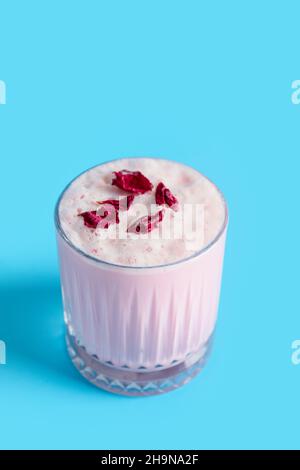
[55,158,228,395]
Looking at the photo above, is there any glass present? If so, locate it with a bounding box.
[55,161,228,396]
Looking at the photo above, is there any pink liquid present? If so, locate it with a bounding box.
[57,227,227,370]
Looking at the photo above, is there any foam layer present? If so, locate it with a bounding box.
[58,158,226,267]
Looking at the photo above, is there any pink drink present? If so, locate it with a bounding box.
[55,158,228,395]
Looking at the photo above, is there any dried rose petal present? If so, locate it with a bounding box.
[97,205,120,229]
[112,170,153,194]
[127,210,164,234]
[155,182,178,210]
[78,211,102,229]
[78,206,119,230]
[96,194,135,211]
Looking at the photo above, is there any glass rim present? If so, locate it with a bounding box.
[54,157,229,270]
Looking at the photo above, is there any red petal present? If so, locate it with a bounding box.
[155,182,178,210]
[127,210,164,234]
[78,207,119,230]
[78,211,101,229]
[112,170,153,194]
[96,195,135,211]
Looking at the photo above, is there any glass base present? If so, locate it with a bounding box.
[66,332,213,396]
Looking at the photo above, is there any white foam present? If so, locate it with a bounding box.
[59,158,226,267]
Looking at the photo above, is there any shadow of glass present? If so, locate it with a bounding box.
[0,273,93,389]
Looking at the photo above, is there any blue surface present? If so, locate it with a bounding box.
[0,0,299,450]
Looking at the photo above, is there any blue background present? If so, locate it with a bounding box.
[0,0,299,450]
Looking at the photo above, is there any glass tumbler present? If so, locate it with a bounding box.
[55,169,228,396]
